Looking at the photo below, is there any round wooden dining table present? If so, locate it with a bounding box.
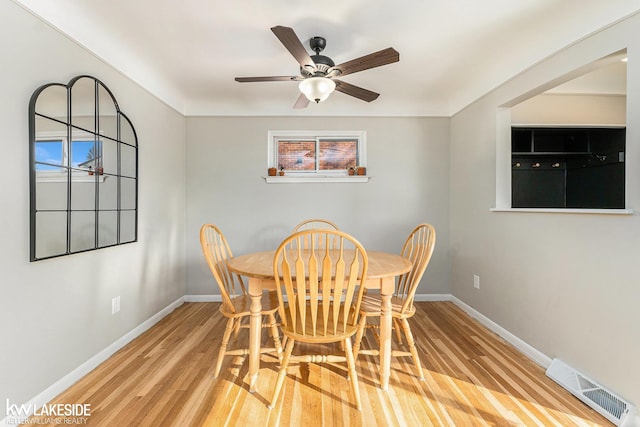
[227,249,412,392]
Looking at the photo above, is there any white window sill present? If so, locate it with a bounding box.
[36,174,107,183]
[264,175,370,184]
[490,207,634,215]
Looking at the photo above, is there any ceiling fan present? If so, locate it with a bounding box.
[235,26,399,108]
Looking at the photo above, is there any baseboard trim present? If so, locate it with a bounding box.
[414,293,453,302]
[184,294,222,302]
[1,297,184,427]
[449,295,552,368]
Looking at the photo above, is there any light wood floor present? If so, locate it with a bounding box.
[25,302,611,426]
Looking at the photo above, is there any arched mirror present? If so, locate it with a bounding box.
[29,75,138,261]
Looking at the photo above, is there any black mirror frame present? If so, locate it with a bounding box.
[29,75,138,261]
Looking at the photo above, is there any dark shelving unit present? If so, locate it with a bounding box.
[511,127,625,209]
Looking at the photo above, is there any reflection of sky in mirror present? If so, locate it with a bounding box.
[35,140,98,170]
[72,140,95,168]
[35,140,62,170]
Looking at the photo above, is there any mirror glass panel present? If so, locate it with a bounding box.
[98,211,118,247]
[35,140,64,168]
[70,137,96,173]
[34,117,67,168]
[120,210,136,243]
[70,77,95,132]
[30,75,137,261]
[121,177,137,210]
[71,180,95,210]
[101,138,118,175]
[99,176,118,210]
[35,168,68,211]
[70,211,96,252]
[121,144,136,177]
[35,212,67,259]
[34,84,67,122]
[98,83,118,139]
[120,115,136,146]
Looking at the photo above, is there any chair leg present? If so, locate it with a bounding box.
[344,338,362,411]
[268,337,295,409]
[214,317,236,378]
[353,314,368,359]
[267,313,284,358]
[401,318,425,381]
[233,317,242,342]
[393,318,404,345]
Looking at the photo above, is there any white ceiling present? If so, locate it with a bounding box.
[12,0,640,116]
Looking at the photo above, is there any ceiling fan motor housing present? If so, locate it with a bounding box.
[301,36,335,76]
[302,55,335,76]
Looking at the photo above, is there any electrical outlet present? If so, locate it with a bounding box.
[473,275,480,290]
[112,296,120,314]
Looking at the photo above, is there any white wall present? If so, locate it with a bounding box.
[7,0,637,417]
[0,0,186,415]
[512,93,626,125]
[185,116,451,297]
[450,12,640,407]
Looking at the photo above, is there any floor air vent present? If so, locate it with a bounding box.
[546,358,637,426]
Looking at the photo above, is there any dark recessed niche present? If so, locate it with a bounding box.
[511,127,625,209]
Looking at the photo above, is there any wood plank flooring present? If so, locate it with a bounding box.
[23,302,611,426]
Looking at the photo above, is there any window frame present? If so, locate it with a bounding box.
[34,130,105,182]
[267,130,367,181]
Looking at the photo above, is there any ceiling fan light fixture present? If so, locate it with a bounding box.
[299,77,336,103]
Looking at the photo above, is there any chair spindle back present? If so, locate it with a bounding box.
[200,224,246,314]
[273,230,368,338]
[292,219,340,250]
[396,223,436,314]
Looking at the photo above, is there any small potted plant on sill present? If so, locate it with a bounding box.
[268,167,277,176]
[356,166,366,176]
[348,167,355,176]
[278,166,285,176]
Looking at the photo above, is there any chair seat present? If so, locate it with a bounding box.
[359,293,415,318]
[219,291,280,318]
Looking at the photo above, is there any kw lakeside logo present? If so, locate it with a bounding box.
[5,399,91,424]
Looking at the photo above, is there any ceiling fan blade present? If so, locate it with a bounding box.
[293,93,310,109]
[334,80,380,102]
[271,26,316,71]
[328,47,399,77]
[235,76,301,82]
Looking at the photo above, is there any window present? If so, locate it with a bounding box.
[35,131,103,178]
[267,131,367,182]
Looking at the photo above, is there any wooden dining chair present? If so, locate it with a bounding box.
[292,219,340,249]
[268,229,368,411]
[352,223,436,382]
[292,218,339,232]
[199,224,284,378]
